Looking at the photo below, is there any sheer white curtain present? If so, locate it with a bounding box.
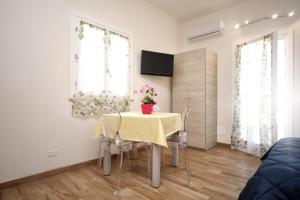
[76,21,130,97]
[232,32,294,156]
[70,18,131,117]
[107,32,130,97]
[78,23,106,94]
[239,39,269,155]
[240,36,273,156]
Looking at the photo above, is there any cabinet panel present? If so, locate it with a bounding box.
[188,132,206,148]
[205,50,217,149]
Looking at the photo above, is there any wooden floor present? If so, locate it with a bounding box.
[0,145,260,200]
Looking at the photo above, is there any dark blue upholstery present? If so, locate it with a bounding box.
[239,138,300,200]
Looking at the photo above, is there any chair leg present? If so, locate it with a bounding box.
[182,143,191,185]
[132,143,138,160]
[161,147,164,167]
[126,150,131,170]
[114,147,123,195]
[97,138,104,169]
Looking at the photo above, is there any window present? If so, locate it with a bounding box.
[71,16,130,97]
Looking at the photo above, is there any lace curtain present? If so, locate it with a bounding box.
[231,35,276,156]
[70,92,130,117]
[70,20,131,117]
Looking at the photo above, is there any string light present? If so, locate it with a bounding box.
[272,14,278,19]
[234,11,295,30]
[234,24,240,29]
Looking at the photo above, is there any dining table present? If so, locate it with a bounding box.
[94,112,182,188]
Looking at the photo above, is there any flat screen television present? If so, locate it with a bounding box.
[141,50,174,77]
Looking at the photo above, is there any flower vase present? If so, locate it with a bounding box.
[141,104,153,114]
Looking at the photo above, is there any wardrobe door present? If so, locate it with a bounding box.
[186,50,206,148]
[205,50,217,149]
[173,50,206,148]
[172,52,187,115]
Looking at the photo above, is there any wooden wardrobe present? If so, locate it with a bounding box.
[172,48,217,150]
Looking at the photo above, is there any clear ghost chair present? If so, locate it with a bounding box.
[165,98,192,184]
[97,106,151,194]
[97,106,132,194]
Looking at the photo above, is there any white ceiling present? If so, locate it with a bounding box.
[146,0,247,21]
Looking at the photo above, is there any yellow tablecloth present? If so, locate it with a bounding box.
[94,112,182,147]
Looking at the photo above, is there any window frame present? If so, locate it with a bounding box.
[70,12,133,97]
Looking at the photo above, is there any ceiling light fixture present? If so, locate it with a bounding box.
[289,12,294,17]
[272,14,278,19]
[245,20,249,25]
[234,24,240,29]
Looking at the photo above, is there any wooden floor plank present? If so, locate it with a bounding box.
[0,145,260,200]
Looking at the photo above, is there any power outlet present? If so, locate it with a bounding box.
[47,149,58,158]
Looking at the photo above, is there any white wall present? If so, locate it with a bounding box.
[179,0,300,143]
[0,0,178,183]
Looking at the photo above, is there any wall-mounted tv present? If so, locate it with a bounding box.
[141,50,174,77]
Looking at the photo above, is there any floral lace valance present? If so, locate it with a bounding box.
[70,92,130,117]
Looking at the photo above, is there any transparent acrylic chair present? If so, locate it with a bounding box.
[97,106,133,194]
[97,106,151,194]
[165,98,192,184]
